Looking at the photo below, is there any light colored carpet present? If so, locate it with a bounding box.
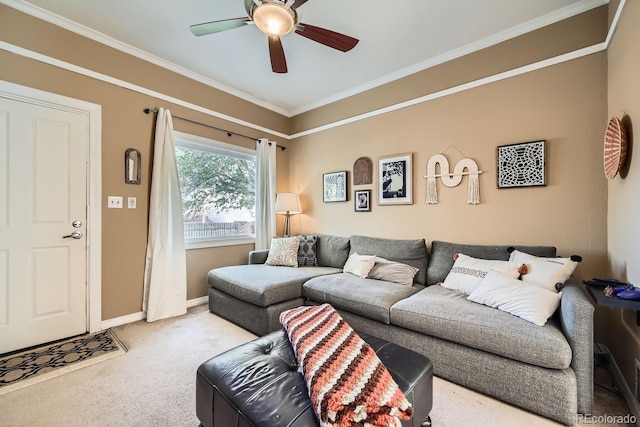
[0,304,613,426]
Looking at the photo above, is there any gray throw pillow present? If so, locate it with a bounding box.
[298,235,318,266]
[368,257,419,286]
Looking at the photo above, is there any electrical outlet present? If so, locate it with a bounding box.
[128,197,136,209]
[107,196,123,208]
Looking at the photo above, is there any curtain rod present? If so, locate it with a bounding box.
[143,108,285,151]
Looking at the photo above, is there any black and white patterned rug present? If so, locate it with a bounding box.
[0,329,127,394]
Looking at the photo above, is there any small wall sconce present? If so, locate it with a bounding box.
[125,148,141,184]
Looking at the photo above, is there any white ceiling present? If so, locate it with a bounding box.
[8,0,605,116]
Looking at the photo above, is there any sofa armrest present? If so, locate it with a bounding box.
[249,249,269,265]
[560,277,594,415]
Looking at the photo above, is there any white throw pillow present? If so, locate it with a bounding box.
[509,250,578,292]
[343,252,377,278]
[442,253,522,295]
[265,237,300,267]
[468,270,562,326]
[367,257,419,286]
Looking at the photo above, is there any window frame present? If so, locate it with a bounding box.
[174,131,256,250]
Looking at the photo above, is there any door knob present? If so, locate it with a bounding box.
[62,231,83,239]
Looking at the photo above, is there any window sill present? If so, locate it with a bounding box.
[185,237,255,250]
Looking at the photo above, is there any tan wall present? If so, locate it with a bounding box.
[290,6,608,134]
[186,244,254,300]
[289,53,608,285]
[0,6,290,320]
[606,0,640,394]
[1,3,615,339]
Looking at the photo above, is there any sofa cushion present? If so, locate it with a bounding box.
[302,273,424,324]
[349,235,429,285]
[208,265,341,307]
[316,235,350,268]
[427,241,557,285]
[390,285,572,369]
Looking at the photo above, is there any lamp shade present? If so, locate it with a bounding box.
[275,193,302,214]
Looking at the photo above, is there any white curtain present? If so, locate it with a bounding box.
[254,138,276,250]
[142,108,187,322]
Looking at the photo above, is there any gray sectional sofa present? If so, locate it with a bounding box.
[207,234,594,425]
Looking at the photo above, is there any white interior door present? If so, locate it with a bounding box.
[0,96,88,354]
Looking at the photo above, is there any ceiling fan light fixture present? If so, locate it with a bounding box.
[253,3,295,37]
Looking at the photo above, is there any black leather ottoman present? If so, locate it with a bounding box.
[196,329,433,427]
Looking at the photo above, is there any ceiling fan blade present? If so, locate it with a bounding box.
[295,23,358,52]
[244,0,257,16]
[289,0,310,10]
[190,17,251,37]
[268,36,288,73]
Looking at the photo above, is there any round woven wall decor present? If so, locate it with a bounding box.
[603,116,627,179]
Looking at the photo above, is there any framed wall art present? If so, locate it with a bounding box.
[323,171,348,202]
[353,157,373,185]
[497,140,546,188]
[378,153,412,205]
[355,190,371,212]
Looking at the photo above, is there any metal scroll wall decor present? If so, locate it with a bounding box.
[425,148,483,205]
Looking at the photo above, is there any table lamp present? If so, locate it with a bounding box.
[275,193,302,237]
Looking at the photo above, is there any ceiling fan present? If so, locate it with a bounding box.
[190,0,359,73]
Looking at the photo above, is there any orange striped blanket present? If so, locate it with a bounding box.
[279,304,413,427]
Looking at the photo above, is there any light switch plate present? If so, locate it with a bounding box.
[128,197,136,209]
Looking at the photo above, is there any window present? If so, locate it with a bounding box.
[174,131,256,249]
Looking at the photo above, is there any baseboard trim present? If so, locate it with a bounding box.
[101,312,146,330]
[187,296,209,307]
[597,343,640,425]
[101,297,209,330]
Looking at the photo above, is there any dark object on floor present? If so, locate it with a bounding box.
[0,329,126,392]
[196,329,433,427]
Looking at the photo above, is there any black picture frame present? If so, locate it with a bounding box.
[323,171,348,202]
[354,190,371,212]
[497,140,546,188]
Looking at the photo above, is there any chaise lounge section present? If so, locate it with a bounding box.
[208,235,349,336]
[207,234,594,425]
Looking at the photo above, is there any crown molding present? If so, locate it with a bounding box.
[289,42,607,139]
[289,0,609,116]
[2,0,619,141]
[3,0,608,118]
[0,41,291,139]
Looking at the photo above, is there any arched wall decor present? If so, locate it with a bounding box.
[425,148,483,205]
[353,157,373,185]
